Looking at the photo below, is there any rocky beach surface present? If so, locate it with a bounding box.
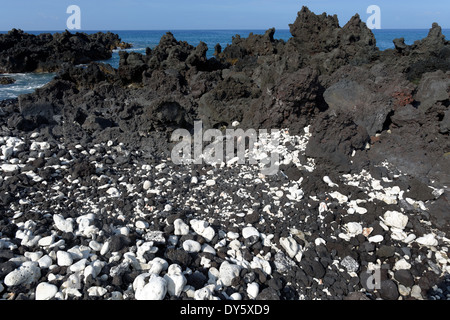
[0,6,449,301]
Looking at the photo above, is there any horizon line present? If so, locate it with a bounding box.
[2,27,450,33]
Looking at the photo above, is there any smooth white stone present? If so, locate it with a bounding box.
[202,226,216,242]
[164,264,187,297]
[143,180,152,190]
[183,240,202,253]
[369,235,384,243]
[411,285,423,300]
[230,293,242,300]
[57,251,73,267]
[69,259,87,273]
[35,282,58,300]
[1,164,19,172]
[403,234,417,244]
[202,244,216,255]
[219,261,241,286]
[100,241,110,255]
[242,226,260,239]
[148,257,169,275]
[37,255,53,269]
[227,231,240,240]
[245,283,258,300]
[394,258,412,270]
[174,219,190,236]
[38,235,55,247]
[205,179,216,186]
[135,220,149,229]
[416,234,438,247]
[89,240,102,252]
[135,275,167,300]
[280,237,300,259]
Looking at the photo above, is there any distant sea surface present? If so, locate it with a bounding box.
[1,29,449,100]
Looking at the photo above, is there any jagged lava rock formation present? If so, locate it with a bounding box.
[0,29,131,73]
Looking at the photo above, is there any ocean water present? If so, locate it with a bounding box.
[1,29,449,101]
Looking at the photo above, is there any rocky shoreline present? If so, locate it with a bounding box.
[0,29,131,73]
[0,6,449,301]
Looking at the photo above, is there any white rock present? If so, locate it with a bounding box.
[329,191,348,204]
[135,274,167,300]
[190,219,208,234]
[37,255,53,269]
[230,292,242,300]
[194,286,213,300]
[135,220,149,229]
[53,214,74,233]
[369,235,384,243]
[202,244,216,255]
[25,251,43,262]
[1,164,19,172]
[100,241,110,255]
[174,219,190,236]
[398,284,411,297]
[206,179,216,186]
[35,282,58,300]
[143,180,152,190]
[403,234,417,244]
[382,211,408,230]
[164,264,187,297]
[323,176,339,188]
[56,251,73,267]
[191,176,198,184]
[416,234,438,247]
[30,141,50,151]
[315,238,326,246]
[183,240,202,253]
[219,261,241,286]
[106,187,120,198]
[202,227,216,242]
[242,226,260,239]
[87,286,108,297]
[148,257,169,275]
[190,219,215,242]
[227,231,240,240]
[411,285,423,300]
[38,235,55,247]
[394,259,412,271]
[4,261,41,287]
[89,240,102,252]
[247,282,260,299]
[346,222,363,237]
[69,259,87,273]
[280,237,300,259]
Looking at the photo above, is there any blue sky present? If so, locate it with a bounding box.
[0,0,448,31]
